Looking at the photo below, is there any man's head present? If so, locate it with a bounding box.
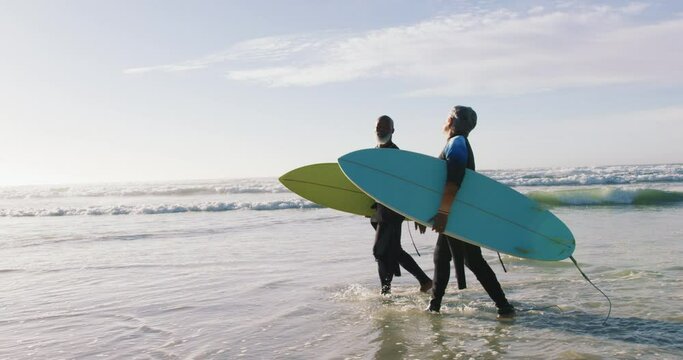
[443,106,477,137]
[376,115,395,145]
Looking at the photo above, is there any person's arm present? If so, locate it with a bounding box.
[431,181,459,233]
[431,136,468,233]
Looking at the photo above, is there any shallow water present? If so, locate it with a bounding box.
[1,173,682,359]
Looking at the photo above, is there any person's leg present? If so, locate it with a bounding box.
[377,260,393,295]
[373,221,399,294]
[397,249,432,291]
[462,243,513,313]
[445,237,467,289]
[429,234,452,311]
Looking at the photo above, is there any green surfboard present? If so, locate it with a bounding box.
[279,163,375,216]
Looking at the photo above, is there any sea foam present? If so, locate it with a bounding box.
[1,164,681,199]
[0,199,319,217]
[483,164,683,187]
[0,181,288,200]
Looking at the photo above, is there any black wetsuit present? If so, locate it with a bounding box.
[371,141,430,293]
[430,135,511,310]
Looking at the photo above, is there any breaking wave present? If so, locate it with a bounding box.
[483,164,683,187]
[0,182,288,200]
[1,164,681,199]
[527,188,683,206]
[0,199,320,217]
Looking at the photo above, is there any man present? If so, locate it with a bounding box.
[371,115,433,295]
[423,106,515,319]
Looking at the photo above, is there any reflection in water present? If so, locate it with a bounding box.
[426,314,465,360]
[335,282,683,359]
[372,311,409,359]
[369,296,513,359]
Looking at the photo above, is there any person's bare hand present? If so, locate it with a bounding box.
[430,212,449,233]
[414,222,427,234]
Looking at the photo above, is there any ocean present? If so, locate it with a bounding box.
[1,164,682,359]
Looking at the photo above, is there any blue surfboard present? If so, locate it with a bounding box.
[338,149,575,261]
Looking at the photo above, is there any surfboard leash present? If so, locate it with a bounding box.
[570,256,612,325]
[497,252,508,273]
[406,222,421,256]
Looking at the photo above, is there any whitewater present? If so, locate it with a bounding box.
[2,164,682,217]
[1,164,681,359]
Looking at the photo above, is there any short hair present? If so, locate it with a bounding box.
[377,115,394,129]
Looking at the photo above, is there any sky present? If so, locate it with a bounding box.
[1,0,682,186]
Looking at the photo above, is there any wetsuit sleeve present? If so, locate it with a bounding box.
[443,136,468,186]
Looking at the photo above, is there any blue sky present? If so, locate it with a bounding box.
[1,0,682,185]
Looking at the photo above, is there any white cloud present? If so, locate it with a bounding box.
[528,6,545,15]
[125,3,683,96]
[620,2,650,15]
[123,34,334,75]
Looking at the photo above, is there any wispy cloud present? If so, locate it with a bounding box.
[125,3,683,96]
[123,34,335,74]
